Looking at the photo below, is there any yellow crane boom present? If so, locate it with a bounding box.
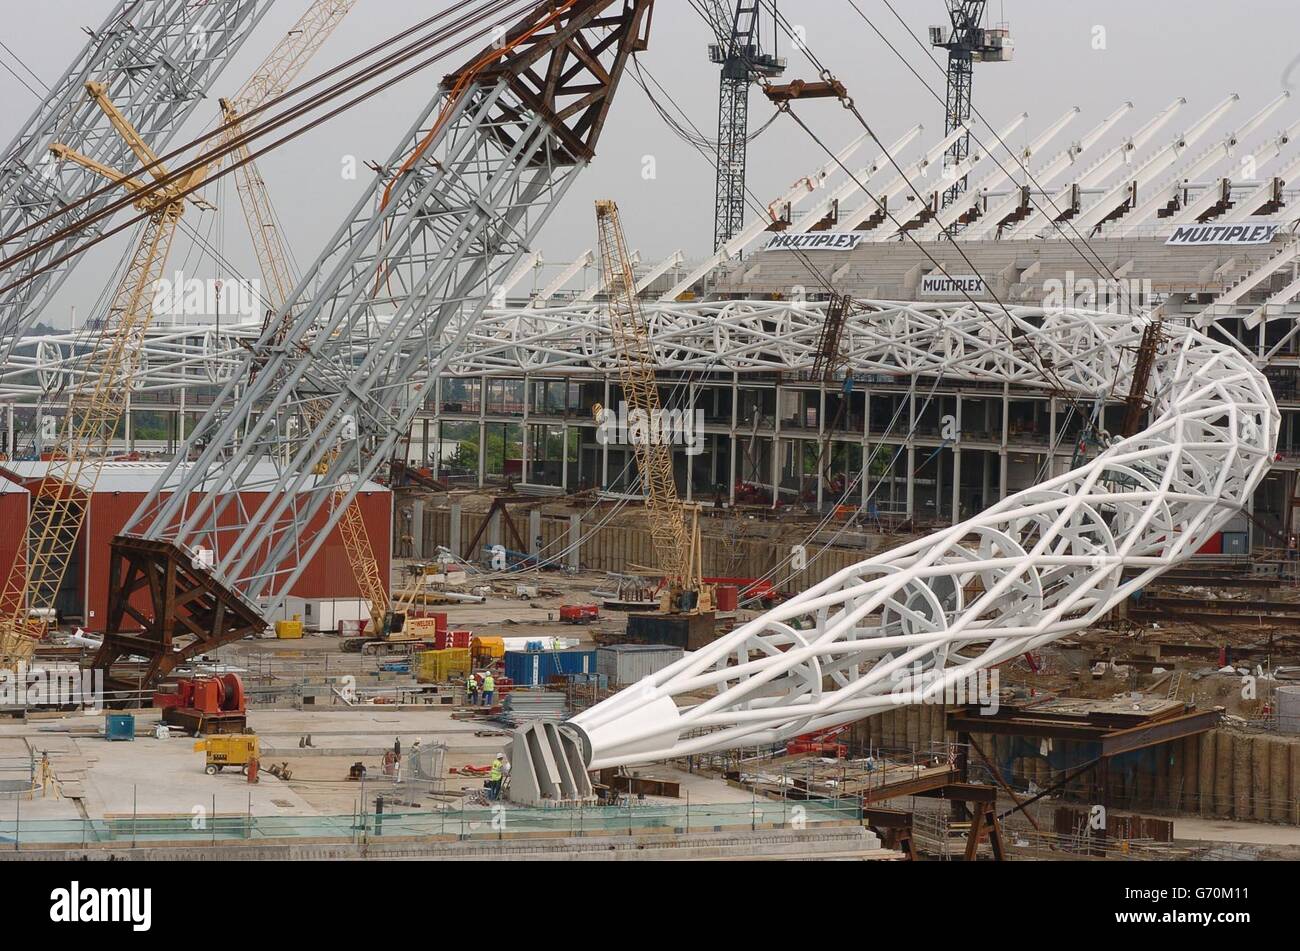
[218,0,359,320]
[0,1,363,668]
[594,200,709,612]
[229,0,358,118]
[0,84,211,665]
[212,1,393,637]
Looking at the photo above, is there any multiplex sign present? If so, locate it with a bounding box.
[920,273,987,297]
[763,232,864,253]
[1166,221,1280,247]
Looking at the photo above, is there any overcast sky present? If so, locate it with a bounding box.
[3,0,1299,329]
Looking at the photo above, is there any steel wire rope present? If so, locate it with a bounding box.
[680,3,1090,604]
[842,0,1135,485]
[626,29,959,605]
[864,0,1150,295]
[0,0,539,300]
[0,0,530,254]
[464,35,851,582]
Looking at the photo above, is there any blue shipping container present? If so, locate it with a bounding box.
[503,649,597,687]
[105,714,135,742]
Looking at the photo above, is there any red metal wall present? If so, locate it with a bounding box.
[83,488,392,632]
[0,487,27,592]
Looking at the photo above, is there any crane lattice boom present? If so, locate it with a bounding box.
[595,200,691,586]
[0,1,359,670]
[0,0,274,357]
[87,0,655,690]
[0,82,211,665]
[213,0,392,635]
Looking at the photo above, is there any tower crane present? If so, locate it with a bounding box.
[702,2,786,250]
[929,1,1012,207]
[595,200,712,614]
[0,1,356,671]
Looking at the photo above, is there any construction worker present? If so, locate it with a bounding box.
[466,672,479,706]
[482,672,496,707]
[488,753,505,800]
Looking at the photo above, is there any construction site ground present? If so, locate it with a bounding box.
[3,548,1300,858]
[0,706,763,824]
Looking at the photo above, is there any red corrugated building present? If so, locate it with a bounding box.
[0,474,28,589]
[0,461,391,632]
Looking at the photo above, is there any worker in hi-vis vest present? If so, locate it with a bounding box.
[482,673,496,706]
[465,673,478,706]
[488,753,505,800]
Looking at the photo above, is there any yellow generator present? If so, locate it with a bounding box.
[275,616,304,639]
[196,734,260,775]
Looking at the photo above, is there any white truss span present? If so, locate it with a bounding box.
[566,302,1277,769]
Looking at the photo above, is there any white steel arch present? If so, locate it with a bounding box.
[566,302,1277,769]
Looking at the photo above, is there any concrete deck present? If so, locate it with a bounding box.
[0,706,760,821]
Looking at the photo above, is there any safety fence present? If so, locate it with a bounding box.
[0,798,863,849]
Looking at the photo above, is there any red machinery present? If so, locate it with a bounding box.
[733,481,767,505]
[702,577,780,606]
[559,604,600,624]
[154,673,248,735]
[785,725,850,758]
[435,628,472,650]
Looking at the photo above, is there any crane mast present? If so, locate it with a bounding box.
[705,1,785,250]
[90,0,655,690]
[929,1,1012,207]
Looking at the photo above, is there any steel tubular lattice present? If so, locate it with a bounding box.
[0,294,1277,761]
[0,0,274,351]
[96,2,654,619]
[564,302,1277,768]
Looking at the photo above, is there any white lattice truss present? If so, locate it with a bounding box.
[0,299,1270,391]
[553,300,1277,769]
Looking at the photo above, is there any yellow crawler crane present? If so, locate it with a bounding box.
[594,200,712,614]
[0,81,214,667]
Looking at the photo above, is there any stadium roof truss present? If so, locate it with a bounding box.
[9,89,1300,394]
